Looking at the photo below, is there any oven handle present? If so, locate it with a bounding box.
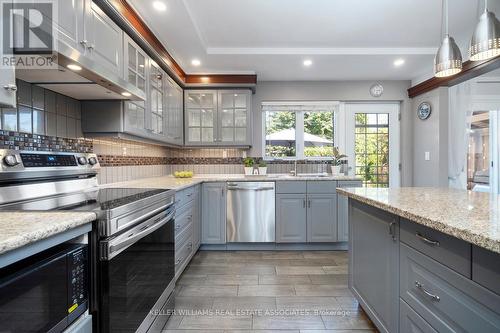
[102,209,174,261]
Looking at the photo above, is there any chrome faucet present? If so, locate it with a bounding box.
[290,160,298,176]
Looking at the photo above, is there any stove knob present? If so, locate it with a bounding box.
[3,155,19,167]
[77,156,87,165]
[88,157,98,165]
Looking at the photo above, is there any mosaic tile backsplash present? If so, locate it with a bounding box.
[0,131,93,152]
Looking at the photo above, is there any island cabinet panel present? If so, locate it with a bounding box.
[400,299,438,333]
[276,194,307,243]
[201,183,226,244]
[400,243,500,333]
[337,181,362,242]
[472,246,500,296]
[349,200,399,333]
[306,194,337,242]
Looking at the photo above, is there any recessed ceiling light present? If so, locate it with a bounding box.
[191,59,201,66]
[303,59,313,67]
[152,1,167,11]
[393,58,405,67]
[121,92,132,97]
[67,64,82,71]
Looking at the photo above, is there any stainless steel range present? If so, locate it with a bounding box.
[0,149,176,333]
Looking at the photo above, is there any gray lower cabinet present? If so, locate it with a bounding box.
[349,200,399,333]
[0,68,17,107]
[276,194,307,243]
[400,299,437,333]
[201,183,226,244]
[337,180,362,242]
[307,194,337,242]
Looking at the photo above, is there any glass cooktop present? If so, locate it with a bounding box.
[0,188,171,212]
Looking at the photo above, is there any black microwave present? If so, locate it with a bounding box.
[0,243,89,333]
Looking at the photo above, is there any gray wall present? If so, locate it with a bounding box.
[250,80,414,186]
[411,87,449,187]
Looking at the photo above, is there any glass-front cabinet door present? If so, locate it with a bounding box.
[218,90,251,145]
[149,62,165,136]
[123,35,148,95]
[185,91,217,145]
[165,78,184,145]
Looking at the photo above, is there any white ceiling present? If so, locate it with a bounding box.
[128,0,499,82]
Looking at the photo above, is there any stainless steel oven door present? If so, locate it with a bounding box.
[98,207,175,333]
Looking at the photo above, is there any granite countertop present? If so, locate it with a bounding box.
[0,212,97,255]
[337,187,500,254]
[103,174,362,191]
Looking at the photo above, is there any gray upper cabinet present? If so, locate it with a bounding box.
[185,89,252,147]
[0,68,17,107]
[307,194,337,242]
[185,90,217,145]
[53,0,86,55]
[276,194,307,243]
[84,2,123,78]
[201,183,226,244]
[148,62,166,136]
[349,201,399,333]
[123,35,148,95]
[165,77,184,145]
[218,90,251,145]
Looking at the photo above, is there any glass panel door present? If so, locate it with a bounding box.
[345,103,400,187]
[186,91,216,144]
[219,92,248,144]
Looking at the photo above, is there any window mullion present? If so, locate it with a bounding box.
[296,111,305,159]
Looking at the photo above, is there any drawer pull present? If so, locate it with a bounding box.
[187,193,193,197]
[415,281,440,302]
[175,224,181,230]
[175,258,183,265]
[415,232,440,247]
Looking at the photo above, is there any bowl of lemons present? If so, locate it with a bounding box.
[174,171,194,178]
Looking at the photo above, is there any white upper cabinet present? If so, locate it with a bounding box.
[53,0,86,54]
[149,62,165,135]
[185,89,252,147]
[165,78,184,145]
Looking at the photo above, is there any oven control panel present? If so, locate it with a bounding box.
[20,153,78,167]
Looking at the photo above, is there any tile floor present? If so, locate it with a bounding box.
[162,250,377,332]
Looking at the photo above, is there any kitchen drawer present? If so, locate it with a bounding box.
[400,218,471,277]
[176,198,194,218]
[175,221,193,250]
[400,299,437,333]
[175,234,193,271]
[175,209,194,236]
[473,246,500,296]
[175,186,196,209]
[400,243,500,333]
[306,180,337,193]
[276,181,306,193]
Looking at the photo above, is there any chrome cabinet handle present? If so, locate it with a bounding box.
[188,215,192,221]
[187,193,193,197]
[87,44,95,51]
[415,281,440,301]
[308,200,311,208]
[389,222,396,241]
[3,84,17,91]
[175,224,181,230]
[415,232,440,247]
[303,199,306,208]
[175,258,182,265]
[80,40,88,47]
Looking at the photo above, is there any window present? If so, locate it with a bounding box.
[263,102,338,159]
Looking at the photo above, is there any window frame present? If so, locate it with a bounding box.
[262,101,339,161]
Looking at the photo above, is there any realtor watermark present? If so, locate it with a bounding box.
[1,0,58,69]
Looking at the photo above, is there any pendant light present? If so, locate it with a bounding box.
[469,0,500,61]
[434,0,462,77]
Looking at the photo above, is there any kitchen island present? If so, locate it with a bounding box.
[337,187,500,333]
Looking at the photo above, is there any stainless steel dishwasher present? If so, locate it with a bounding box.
[226,182,275,242]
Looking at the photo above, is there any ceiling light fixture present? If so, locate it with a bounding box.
[469,0,500,61]
[393,58,405,67]
[191,59,201,66]
[66,64,82,71]
[121,92,132,97]
[303,59,313,67]
[152,1,167,11]
[434,0,462,77]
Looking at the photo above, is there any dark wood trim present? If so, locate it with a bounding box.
[185,74,258,85]
[408,56,500,98]
[104,0,186,81]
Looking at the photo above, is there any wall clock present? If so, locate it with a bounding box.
[369,84,384,97]
[417,102,432,120]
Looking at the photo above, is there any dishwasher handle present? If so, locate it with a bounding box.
[227,186,274,191]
